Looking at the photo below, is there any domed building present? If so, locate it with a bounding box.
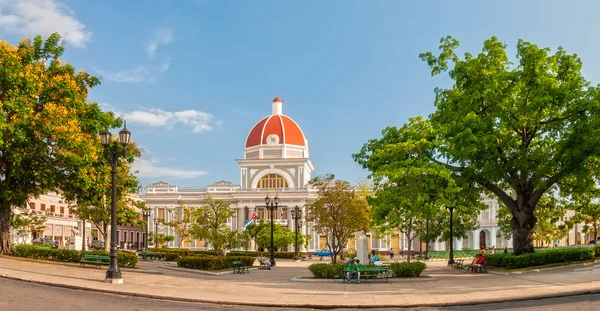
[141,97,321,251]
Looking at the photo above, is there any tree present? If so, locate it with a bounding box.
[570,192,600,245]
[411,36,600,254]
[162,205,194,249]
[353,117,486,261]
[151,233,175,248]
[305,174,371,264]
[69,141,143,250]
[497,193,571,247]
[10,207,47,244]
[245,219,309,251]
[0,34,118,253]
[190,196,245,255]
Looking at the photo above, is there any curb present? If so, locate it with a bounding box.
[289,276,437,283]
[1,273,599,309]
[487,261,597,275]
[160,266,259,276]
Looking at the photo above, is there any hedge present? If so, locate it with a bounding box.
[308,262,427,278]
[12,245,137,268]
[177,256,255,270]
[389,262,427,277]
[484,247,595,269]
[596,245,600,258]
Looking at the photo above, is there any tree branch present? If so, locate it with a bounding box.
[431,158,463,172]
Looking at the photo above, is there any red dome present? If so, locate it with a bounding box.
[245,115,306,148]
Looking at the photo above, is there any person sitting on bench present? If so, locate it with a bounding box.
[346,259,361,284]
[468,254,485,272]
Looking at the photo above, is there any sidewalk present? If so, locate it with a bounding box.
[0,256,598,308]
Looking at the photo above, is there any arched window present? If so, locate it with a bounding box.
[258,173,288,189]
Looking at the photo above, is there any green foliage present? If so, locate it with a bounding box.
[160,205,194,249]
[190,195,245,255]
[10,209,47,243]
[244,219,309,251]
[497,195,571,245]
[353,117,486,262]
[177,256,255,270]
[305,174,371,263]
[389,262,427,277]
[484,247,595,269]
[0,33,119,253]
[414,36,600,254]
[308,263,345,278]
[12,245,137,268]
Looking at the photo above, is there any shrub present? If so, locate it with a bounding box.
[484,247,595,269]
[595,245,600,258]
[389,262,427,277]
[177,256,255,270]
[12,245,137,268]
[308,263,345,278]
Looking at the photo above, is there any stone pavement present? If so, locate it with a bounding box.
[0,256,598,308]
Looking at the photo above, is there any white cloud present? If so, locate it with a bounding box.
[94,59,170,84]
[101,104,218,133]
[147,27,173,57]
[0,0,91,48]
[133,157,207,179]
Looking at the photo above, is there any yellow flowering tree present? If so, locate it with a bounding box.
[0,34,120,253]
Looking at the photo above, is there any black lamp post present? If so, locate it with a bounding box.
[447,200,456,265]
[99,122,131,284]
[143,211,150,251]
[291,206,303,261]
[425,217,430,260]
[264,194,279,266]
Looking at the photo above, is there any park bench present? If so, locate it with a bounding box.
[80,254,110,268]
[257,257,270,270]
[232,260,249,274]
[466,262,487,273]
[343,267,392,283]
[452,259,465,269]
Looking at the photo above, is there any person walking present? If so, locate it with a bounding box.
[390,248,395,260]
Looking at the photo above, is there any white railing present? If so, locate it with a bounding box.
[254,219,288,226]
[479,219,497,225]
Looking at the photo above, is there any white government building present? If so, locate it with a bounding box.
[140,97,588,254]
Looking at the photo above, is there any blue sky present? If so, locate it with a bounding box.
[1,0,600,189]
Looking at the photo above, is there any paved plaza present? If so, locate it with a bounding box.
[0,256,598,308]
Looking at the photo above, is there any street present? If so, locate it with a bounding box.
[0,277,598,311]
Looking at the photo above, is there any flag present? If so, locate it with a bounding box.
[243,212,258,230]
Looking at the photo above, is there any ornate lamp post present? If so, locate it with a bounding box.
[291,206,303,261]
[142,211,150,251]
[447,199,457,265]
[264,194,279,266]
[99,123,131,284]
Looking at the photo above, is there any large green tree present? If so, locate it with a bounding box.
[415,36,600,254]
[354,117,485,261]
[0,34,117,253]
[305,174,371,264]
[190,196,245,255]
[245,219,308,251]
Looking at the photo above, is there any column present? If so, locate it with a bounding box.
[456,237,463,251]
[473,229,480,250]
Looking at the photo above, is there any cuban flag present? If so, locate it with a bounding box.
[243,212,258,230]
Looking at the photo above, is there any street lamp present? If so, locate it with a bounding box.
[99,122,131,284]
[291,206,303,261]
[425,216,430,260]
[142,211,150,251]
[447,199,457,265]
[264,194,279,266]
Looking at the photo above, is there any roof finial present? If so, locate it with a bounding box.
[272,96,283,115]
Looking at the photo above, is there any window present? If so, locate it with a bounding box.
[40,204,45,211]
[123,231,127,242]
[257,173,288,189]
[50,205,55,212]
[158,208,166,221]
[136,232,140,244]
[60,206,64,214]
[29,202,35,209]
[130,232,134,242]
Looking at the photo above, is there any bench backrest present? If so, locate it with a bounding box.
[232,260,242,265]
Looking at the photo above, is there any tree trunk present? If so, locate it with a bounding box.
[0,200,12,254]
[594,220,598,245]
[104,223,110,251]
[511,209,536,255]
[406,230,412,264]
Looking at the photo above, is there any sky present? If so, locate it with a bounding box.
[1,0,600,190]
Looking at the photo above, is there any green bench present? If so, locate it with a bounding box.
[232,260,249,274]
[343,267,392,283]
[80,254,110,268]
